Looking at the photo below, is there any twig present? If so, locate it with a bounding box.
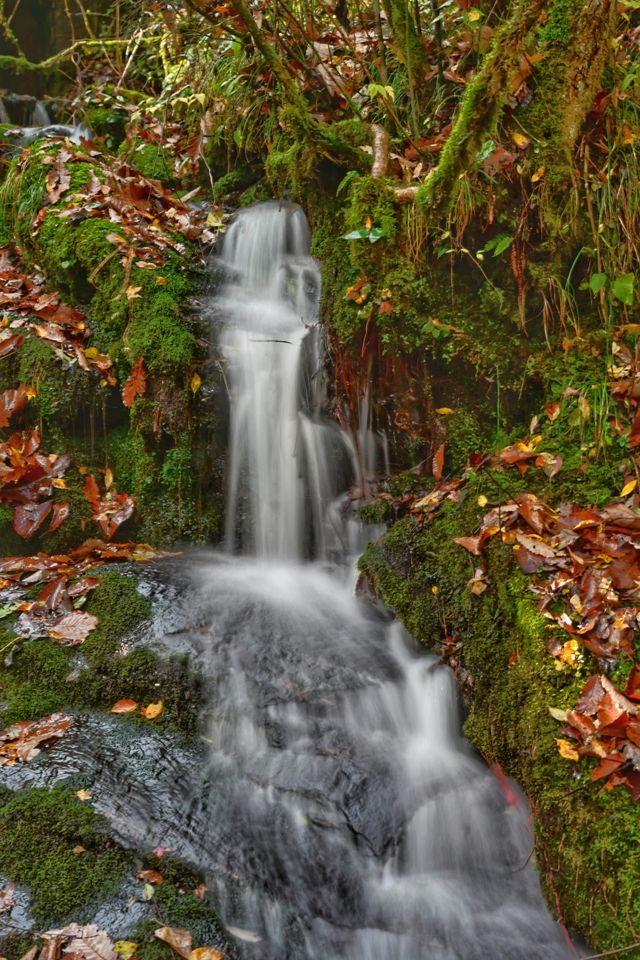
[581,943,640,960]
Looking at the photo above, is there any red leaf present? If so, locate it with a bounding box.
[432,443,445,483]
[625,665,640,702]
[13,500,53,538]
[453,535,483,555]
[0,333,25,358]
[83,474,101,512]
[48,501,69,533]
[122,357,147,408]
[0,385,29,428]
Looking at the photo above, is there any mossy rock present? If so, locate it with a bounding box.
[0,571,202,734]
[117,139,178,186]
[0,786,129,927]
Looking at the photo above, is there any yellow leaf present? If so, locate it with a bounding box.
[620,478,637,498]
[477,495,488,507]
[512,131,530,149]
[431,585,439,594]
[435,407,455,415]
[156,276,168,286]
[105,469,114,490]
[141,701,164,720]
[622,124,637,146]
[207,210,225,228]
[531,165,545,183]
[189,951,225,960]
[52,478,66,489]
[74,789,92,801]
[468,8,481,20]
[190,373,202,394]
[25,387,37,399]
[115,943,138,960]
[194,92,207,107]
[126,285,142,301]
[555,738,579,762]
[364,215,372,230]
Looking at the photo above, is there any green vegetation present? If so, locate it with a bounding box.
[0,786,128,926]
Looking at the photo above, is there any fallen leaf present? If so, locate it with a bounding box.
[188,950,224,960]
[41,924,117,960]
[434,407,455,415]
[111,699,139,714]
[122,357,147,408]
[114,943,138,960]
[50,611,98,645]
[190,372,202,394]
[0,713,72,764]
[556,738,579,761]
[531,165,545,183]
[75,789,92,801]
[141,701,164,720]
[137,869,164,885]
[125,285,142,301]
[154,927,192,960]
[432,443,445,483]
[620,478,637,498]
[512,131,530,149]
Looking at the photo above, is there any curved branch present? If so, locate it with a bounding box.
[0,38,145,74]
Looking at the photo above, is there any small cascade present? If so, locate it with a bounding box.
[213,201,361,560]
[199,200,574,958]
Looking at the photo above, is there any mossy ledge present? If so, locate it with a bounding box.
[0,138,223,546]
[360,498,640,955]
[0,571,203,733]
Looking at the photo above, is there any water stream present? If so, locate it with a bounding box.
[0,200,578,957]
[199,201,574,958]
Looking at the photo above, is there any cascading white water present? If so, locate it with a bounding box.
[204,201,576,958]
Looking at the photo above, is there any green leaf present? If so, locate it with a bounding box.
[341,229,369,241]
[492,234,513,257]
[476,139,496,163]
[368,227,385,243]
[612,273,635,305]
[589,272,608,295]
[548,706,568,722]
[336,170,359,197]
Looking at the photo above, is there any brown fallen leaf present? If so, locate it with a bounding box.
[41,923,117,960]
[188,949,225,960]
[49,611,99,645]
[154,927,192,960]
[0,713,72,765]
[122,357,146,408]
[137,869,164,885]
[111,699,139,714]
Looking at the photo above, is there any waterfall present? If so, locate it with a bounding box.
[200,202,575,959]
[214,201,384,560]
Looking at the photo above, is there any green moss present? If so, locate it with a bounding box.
[0,786,128,926]
[213,166,255,199]
[82,572,151,668]
[0,638,70,725]
[83,106,128,150]
[118,139,177,185]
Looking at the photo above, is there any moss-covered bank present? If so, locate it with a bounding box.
[360,485,640,954]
